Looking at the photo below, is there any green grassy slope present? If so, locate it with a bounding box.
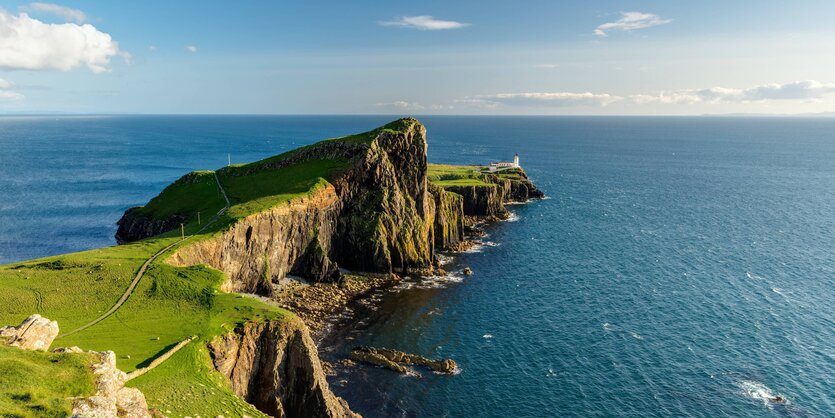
[0,344,96,417]
[428,163,493,187]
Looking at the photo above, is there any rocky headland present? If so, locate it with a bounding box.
[1,118,541,417]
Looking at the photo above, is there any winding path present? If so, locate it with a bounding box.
[58,172,230,338]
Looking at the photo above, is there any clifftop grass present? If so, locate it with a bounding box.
[428,163,493,187]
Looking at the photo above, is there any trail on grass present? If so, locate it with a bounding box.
[58,172,231,338]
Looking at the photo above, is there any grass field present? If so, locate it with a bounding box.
[0,343,96,417]
[428,163,493,187]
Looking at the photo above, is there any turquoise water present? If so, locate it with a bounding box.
[1,116,833,417]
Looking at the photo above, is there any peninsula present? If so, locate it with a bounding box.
[0,118,542,417]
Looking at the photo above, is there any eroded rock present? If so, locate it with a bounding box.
[349,346,457,376]
[71,350,152,418]
[0,314,59,351]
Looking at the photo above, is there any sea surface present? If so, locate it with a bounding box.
[1,115,833,417]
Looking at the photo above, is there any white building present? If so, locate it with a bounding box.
[484,154,521,172]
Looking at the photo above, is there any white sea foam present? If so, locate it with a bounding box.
[482,334,494,339]
[436,253,453,266]
[631,332,643,340]
[738,379,786,408]
[602,323,613,332]
[505,212,520,222]
[546,368,557,377]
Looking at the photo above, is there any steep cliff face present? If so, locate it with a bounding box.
[168,119,438,293]
[503,172,545,202]
[115,208,185,244]
[209,319,358,418]
[429,184,465,251]
[168,186,343,294]
[443,184,509,219]
[331,123,433,272]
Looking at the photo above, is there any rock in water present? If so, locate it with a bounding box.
[462,267,473,275]
[349,346,457,375]
[0,314,59,351]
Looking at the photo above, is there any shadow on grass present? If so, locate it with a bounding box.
[135,341,179,369]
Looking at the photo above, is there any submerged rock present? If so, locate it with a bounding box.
[349,346,457,375]
[0,314,59,351]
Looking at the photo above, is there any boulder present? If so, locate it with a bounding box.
[0,314,59,351]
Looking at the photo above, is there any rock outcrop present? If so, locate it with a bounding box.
[209,318,359,418]
[65,348,151,418]
[0,314,59,351]
[348,346,457,376]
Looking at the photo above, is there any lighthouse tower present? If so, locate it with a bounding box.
[513,153,520,168]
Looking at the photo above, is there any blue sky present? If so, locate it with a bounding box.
[1,1,834,114]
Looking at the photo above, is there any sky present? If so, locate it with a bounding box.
[1,0,835,115]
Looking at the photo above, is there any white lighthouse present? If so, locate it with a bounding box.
[513,153,520,168]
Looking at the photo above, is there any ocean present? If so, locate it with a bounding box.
[1,115,833,417]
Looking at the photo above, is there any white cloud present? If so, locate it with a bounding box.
[462,81,835,109]
[594,12,672,37]
[376,101,425,110]
[632,80,835,104]
[0,78,24,101]
[148,45,157,52]
[21,2,86,23]
[535,63,560,69]
[0,10,124,73]
[186,45,198,53]
[474,92,623,107]
[380,15,469,30]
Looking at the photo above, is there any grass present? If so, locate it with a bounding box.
[220,158,351,219]
[133,171,227,223]
[428,163,493,187]
[0,344,96,417]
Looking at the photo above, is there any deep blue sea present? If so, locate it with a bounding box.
[1,116,833,417]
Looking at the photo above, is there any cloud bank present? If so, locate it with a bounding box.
[594,12,672,37]
[463,81,835,109]
[0,9,125,73]
[380,15,469,30]
[0,78,24,100]
[21,2,86,23]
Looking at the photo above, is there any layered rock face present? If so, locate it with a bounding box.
[209,319,359,418]
[168,119,439,293]
[430,184,465,250]
[443,184,508,219]
[169,186,343,294]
